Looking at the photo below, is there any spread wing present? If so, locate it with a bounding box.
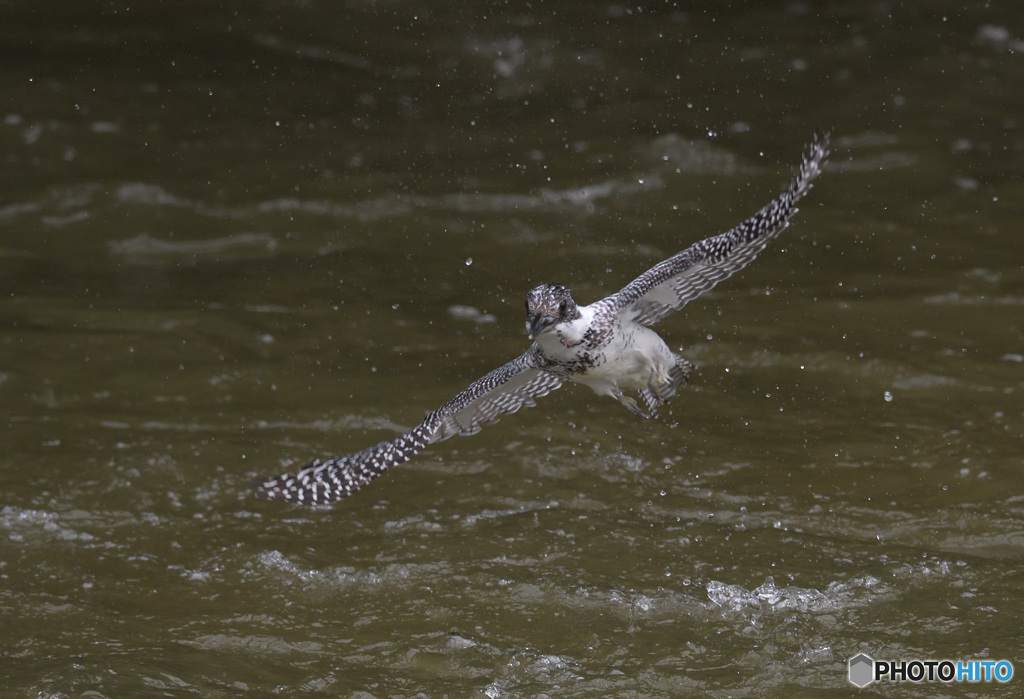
[253,347,562,505]
[610,131,830,326]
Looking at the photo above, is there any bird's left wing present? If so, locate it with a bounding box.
[253,348,562,504]
[610,131,830,327]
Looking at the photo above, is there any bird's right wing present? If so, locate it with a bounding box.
[253,348,562,505]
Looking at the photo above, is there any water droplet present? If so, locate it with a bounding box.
[884,391,893,402]
[465,257,473,266]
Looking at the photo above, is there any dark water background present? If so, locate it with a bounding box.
[2,2,1023,697]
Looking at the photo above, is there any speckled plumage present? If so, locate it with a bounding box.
[253,351,562,504]
[254,132,830,505]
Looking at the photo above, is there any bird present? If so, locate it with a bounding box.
[254,131,830,505]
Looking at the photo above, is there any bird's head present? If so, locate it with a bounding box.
[525,283,579,340]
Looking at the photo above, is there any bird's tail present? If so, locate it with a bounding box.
[253,423,432,504]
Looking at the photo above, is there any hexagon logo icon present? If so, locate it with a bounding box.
[849,653,874,687]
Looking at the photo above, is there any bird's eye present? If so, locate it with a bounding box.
[558,301,567,315]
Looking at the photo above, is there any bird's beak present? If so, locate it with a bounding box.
[526,315,554,340]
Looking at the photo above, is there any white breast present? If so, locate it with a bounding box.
[577,321,675,395]
[534,305,597,360]
[560,305,597,345]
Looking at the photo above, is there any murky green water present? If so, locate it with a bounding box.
[2,2,1023,697]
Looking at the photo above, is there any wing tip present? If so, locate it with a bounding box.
[794,129,832,198]
[252,427,437,506]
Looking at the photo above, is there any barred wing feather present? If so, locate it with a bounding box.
[611,131,830,327]
[253,349,562,504]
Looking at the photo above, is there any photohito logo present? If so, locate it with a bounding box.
[848,653,1014,687]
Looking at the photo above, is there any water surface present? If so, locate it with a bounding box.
[2,2,1023,696]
